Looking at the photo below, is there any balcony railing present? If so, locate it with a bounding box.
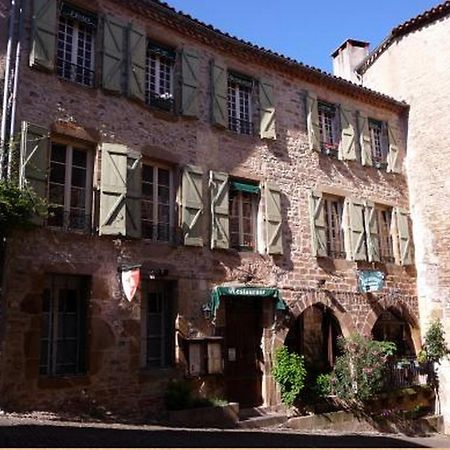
[383,358,435,391]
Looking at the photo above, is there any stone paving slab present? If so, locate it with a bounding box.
[1,413,450,447]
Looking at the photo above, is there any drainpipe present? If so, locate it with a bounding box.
[0,0,17,180]
[7,0,24,180]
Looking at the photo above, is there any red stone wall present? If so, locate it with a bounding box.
[0,0,417,416]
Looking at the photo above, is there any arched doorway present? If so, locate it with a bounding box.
[284,304,343,374]
[372,308,416,357]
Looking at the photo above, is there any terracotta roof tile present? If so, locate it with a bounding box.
[118,0,408,110]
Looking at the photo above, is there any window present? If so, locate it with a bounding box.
[229,181,259,250]
[369,119,389,168]
[47,143,93,232]
[375,206,395,263]
[40,274,88,376]
[145,43,175,111]
[57,4,96,87]
[228,73,253,135]
[324,196,345,258]
[141,163,174,243]
[186,338,223,376]
[141,281,174,369]
[318,101,339,156]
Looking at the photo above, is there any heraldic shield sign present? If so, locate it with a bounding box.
[121,265,141,302]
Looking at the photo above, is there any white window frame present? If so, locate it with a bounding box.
[318,101,339,154]
[141,162,175,243]
[228,78,253,135]
[145,47,175,107]
[48,142,93,231]
[375,205,395,263]
[369,119,389,167]
[230,189,258,251]
[57,15,95,86]
[323,195,345,259]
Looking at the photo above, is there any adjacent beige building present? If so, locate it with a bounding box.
[333,0,450,432]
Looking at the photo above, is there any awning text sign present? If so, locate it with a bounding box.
[357,270,385,293]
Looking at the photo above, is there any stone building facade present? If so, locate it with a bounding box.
[352,0,450,432]
[0,0,417,417]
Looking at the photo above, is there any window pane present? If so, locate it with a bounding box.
[50,163,66,184]
[72,149,87,167]
[49,184,65,206]
[51,144,67,163]
[40,275,88,376]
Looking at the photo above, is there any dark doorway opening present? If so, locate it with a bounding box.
[224,296,264,407]
[372,308,416,357]
[284,304,342,375]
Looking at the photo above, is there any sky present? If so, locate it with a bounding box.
[166,0,443,72]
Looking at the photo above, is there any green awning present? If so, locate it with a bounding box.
[230,181,260,194]
[207,285,287,319]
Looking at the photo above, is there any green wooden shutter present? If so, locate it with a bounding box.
[210,171,229,249]
[364,201,380,262]
[387,123,401,173]
[30,0,57,70]
[345,198,367,261]
[127,23,146,102]
[309,191,327,257]
[19,122,49,225]
[395,207,413,265]
[306,91,320,152]
[358,112,372,166]
[181,165,204,246]
[211,60,228,128]
[339,106,356,161]
[126,151,142,238]
[259,79,276,140]
[265,182,283,255]
[181,48,199,117]
[99,144,127,235]
[103,15,126,94]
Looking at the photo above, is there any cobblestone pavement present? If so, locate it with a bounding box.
[1,414,450,448]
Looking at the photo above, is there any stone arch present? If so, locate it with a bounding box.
[273,289,356,352]
[362,296,421,354]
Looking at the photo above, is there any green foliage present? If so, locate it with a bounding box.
[333,334,396,402]
[164,380,226,410]
[272,346,307,407]
[315,373,333,397]
[423,319,450,363]
[0,181,47,234]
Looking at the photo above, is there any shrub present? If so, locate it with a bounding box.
[423,319,450,363]
[0,181,48,234]
[272,346,307,407]
[315,373,333,397]
[333,334,396,402]
[164,380,227,410]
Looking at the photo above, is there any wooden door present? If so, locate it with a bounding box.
[224,296,263,407]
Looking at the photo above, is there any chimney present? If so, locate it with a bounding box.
[331,39,369,84]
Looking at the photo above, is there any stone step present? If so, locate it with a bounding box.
[239,405,286,420]
[237,413,288,429]
[285,411,444,435]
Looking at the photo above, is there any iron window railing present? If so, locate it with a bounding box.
[229,117,253,136]
[57,60,95,87]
